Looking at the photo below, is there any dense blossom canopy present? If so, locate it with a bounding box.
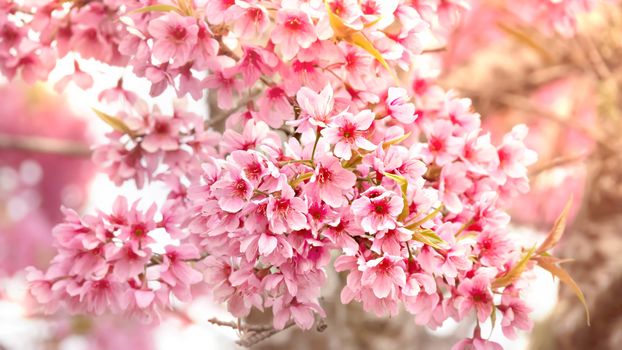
[0,0,599,348]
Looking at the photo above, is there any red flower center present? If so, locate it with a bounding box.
[340,122,357,141]
[317,166,333,183]
[234,179,248,196]
[372,198,389,214]
[285,16,303,30]
[170,25,187,41]
[471,289,490,303]
[248,7,264,21]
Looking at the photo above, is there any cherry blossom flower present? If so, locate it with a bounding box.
[232,2,270,39]
[148,13,199,66]
[211,165,254,213]
[322,110,376,160]
[272,10,317,60]
[456,272,494,323]
[267,185,309,234]
[295,84,336,129]
[352,187,404,233]
[439,161,472,213]
[140,113,182,153]
[361,255,406,298]
[498,291,533,339]
[55,60,93,91]
[308,155,356,207]
[386,87,417,123]
[452,330,503,350]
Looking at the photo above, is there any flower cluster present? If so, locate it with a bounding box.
[92,103,219,188]
[28,196,203,323]
[31,82,537,347]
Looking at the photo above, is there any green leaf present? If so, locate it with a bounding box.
[323,0,398,82]
[129,4,179,14]
[92,108,135,136]
[411,228,445,250]
[536,256,590,326]
[383,172,409,220]
[405,206,442,230]
[489,305,497,337]
[383,132,412,150]
[290,172,313,188]
[492,246,536,289]
[537,195,573,254]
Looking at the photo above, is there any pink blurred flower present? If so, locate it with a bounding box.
[148,12,199,66]
[272,10,316,60]
[386,87,417,123]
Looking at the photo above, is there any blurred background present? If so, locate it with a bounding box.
[1,1,622,349]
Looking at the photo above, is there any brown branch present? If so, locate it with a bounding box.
[209,316,327,347]
[529,153,590,176]
[0,133,91,157]
[236,321,296,347]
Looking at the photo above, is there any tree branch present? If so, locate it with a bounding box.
[0,133,91,157]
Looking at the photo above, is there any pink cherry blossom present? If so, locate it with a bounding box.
[266,185,309,234]
[308,155,356,207]
[8,0,562,345]
[322,110,376,160]
[361,255,406,299]
[295,84,336,129]
[456,272,494,323]
[499,291,533,339]
[272,10,317,60]
[148,12,199,66]
[439,161,472,213]
[211,165,254,213]
[352,187,404,233]
[140,113,182,153]
[232,2,270,39]
[55,60,93,91]
[386,87,417,123]
[452,330,503,350]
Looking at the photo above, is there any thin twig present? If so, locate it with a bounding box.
[236,321,296,347]
[529,153,589,176]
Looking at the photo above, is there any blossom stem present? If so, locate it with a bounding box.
[310,129,321,164]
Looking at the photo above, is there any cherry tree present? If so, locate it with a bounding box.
[0,0,599,348]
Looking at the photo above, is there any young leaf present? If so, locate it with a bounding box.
[405,205,443,230]
[383,172,409,220]
[536,256,590,326]
[92,108,135,137]
[492,246,536,289]
[350,32,398,81]
[323,0,398,82]
[489,305,497,337]
[411,228,445,250]
[129,4,180,14]
[290,172,314,188]
[537,195,573,254]
[383,132,412,150]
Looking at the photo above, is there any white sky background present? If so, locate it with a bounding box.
[0,53,559,349]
